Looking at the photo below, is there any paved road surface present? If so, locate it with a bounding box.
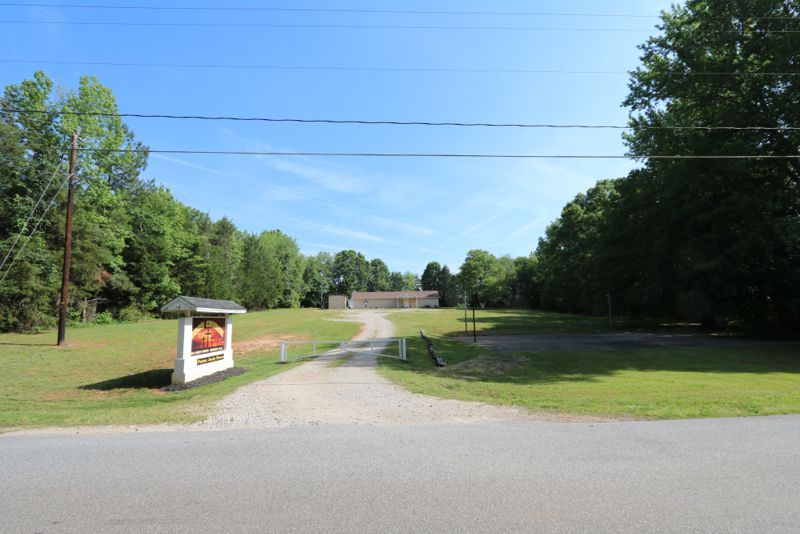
[2,416,799,533]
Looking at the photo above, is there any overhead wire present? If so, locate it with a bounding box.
[0,3,796,21]
[1,59,795,77]
[76,148,800,160]
[6,109,799,131]
[2,19,799,33]
[0,169,72,285]
[0,148,67,274]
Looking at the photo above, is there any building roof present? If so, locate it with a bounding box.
[350,291,440,300]
[161,296,247,315]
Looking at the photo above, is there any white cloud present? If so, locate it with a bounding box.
[367,215,437,237]
[438,209,512,248]
[268,158,368,194]
[151,153,226,177]
[290,219,387,243]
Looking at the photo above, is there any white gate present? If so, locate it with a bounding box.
[278,338,407,363]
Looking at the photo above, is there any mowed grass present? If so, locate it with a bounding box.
[379,309,800,419]
[0,309,360,429]
[387,307,704,337]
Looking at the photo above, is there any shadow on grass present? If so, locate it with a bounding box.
[80,369,173,391]
[439,309,707,337]
[0,342,55,347]
[381,335,800,386]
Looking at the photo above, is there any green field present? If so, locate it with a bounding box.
[379,309,800,419]
[0,309,360,429]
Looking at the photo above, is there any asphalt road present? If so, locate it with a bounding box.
[3,416,799,533]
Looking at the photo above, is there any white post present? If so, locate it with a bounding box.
[398,338,402,359]
[313,343,317,355]
[224,316,234,365]
[280,341,287,363]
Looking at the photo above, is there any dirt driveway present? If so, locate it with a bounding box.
[196,310,574,429]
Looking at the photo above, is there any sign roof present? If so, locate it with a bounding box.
[161,296,247,315]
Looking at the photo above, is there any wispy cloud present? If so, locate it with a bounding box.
[152,153,226,177]
[268,158,368,194]
[290,219,386,243]
[508,215,549,241]
[367,215,437,237]
[438,209,512,248]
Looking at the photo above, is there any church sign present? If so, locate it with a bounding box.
[191,318,226,356]
[161,296,247,385]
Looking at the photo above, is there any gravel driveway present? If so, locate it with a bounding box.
[196,310,557,429]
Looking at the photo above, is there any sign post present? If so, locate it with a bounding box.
[161,296,247,385]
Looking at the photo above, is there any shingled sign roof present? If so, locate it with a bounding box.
[161,296,247,315]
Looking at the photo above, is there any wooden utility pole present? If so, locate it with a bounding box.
[57,133,78,346]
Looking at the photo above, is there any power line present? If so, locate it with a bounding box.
[0,149,67,274]
[0,20,669,31]
[0,170,71,286]
[77,148,800,160]
[3,19,800,32]
[3,59,796,77]
[0,3,796,21]
[7,109,799,131]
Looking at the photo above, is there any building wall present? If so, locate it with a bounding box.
[353,298,396,309]
[351,297,440,309]
[417,298,440,308]
[328,295,348,309]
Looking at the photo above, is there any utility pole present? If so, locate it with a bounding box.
[57,133,78,346]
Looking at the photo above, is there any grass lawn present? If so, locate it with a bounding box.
[386,307,706,337]
[0,309,360,429]
[380,309,800,419]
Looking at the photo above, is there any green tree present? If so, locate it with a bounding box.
[420,261,442,291]
[0,71,148,329]
[388,271,405,291]
[458,249,505,306]
[535,180,619,314]
[401,272,420,291]
[332,250,370,295]
[619,0,800,329]
[367,258,391,291]
[438,265,457,307]
[302,252,332,307]
[203,217,242,301]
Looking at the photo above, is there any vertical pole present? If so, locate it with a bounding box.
[57,133,78,346]
[472,293,477,343]
[607,291,613,328]
[463,292,468,335]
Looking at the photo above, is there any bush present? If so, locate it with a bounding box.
[94,311,115,325]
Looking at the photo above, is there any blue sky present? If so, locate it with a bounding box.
[1,0,673,274]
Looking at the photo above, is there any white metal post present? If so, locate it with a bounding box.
[280,341,287,363]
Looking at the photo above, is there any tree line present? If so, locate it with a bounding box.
[2,0,798,333]
[0,72,426,331]
[533,0,799,332]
